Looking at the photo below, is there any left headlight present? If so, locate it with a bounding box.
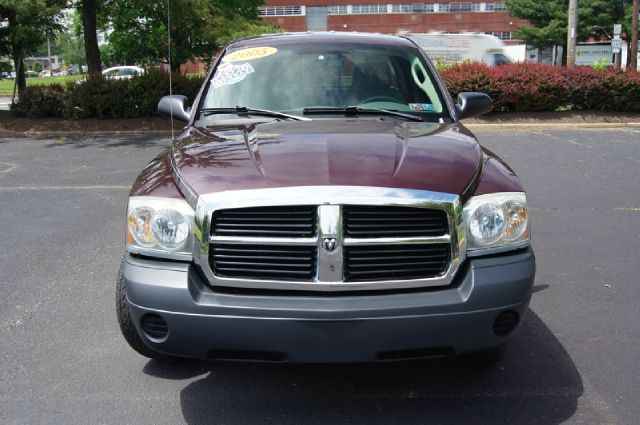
[126,197,195,260]
[463,192,530,255]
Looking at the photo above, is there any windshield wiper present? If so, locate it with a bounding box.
[201,106,311,121]
[302,106,423,122]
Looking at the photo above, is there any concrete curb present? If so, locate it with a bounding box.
[2,122,640,138]
[463,122,640,130]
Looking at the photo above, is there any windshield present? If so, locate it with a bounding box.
[202,42,448,119]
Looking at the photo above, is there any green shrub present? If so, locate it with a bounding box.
[12,69,204,119]
[442,63,640,113]
[10,84,67,118]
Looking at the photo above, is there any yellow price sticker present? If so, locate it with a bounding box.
[223,47,278,62]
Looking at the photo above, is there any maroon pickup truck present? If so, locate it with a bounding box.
[117,32,534,364]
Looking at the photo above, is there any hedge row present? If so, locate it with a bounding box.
[442,63,640,112]
[11,70,203,119]
[11,64,640,118]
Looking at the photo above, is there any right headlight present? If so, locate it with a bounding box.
[127,196,195,261]
[463,192,530,255]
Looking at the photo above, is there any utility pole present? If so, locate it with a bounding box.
[632,0,639,71]
[567,0,578,67]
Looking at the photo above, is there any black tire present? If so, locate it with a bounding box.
[116,262,175,361]
[457,346,505,367]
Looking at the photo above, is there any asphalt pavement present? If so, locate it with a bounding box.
[0,128,639,424]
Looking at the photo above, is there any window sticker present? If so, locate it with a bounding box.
[223,47,278,62]
[211,62,255,88]
[409,103,435,112]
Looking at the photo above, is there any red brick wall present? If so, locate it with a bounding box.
[261,1,528,36]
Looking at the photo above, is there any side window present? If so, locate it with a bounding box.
[494,54,512,66]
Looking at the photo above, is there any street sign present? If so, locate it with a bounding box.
[612,37,622,54]
[613,24,622,36]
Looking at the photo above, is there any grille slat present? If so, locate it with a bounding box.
[345,244,450,282]
[212,206,317,238]
[344,205,448,238]
[210,244,316,281]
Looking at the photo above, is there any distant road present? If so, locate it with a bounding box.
[0,96,12,111]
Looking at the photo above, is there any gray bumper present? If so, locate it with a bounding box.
[124,249,535,362]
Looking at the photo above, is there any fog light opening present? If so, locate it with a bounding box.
[493,310,519,337]
[140,314,169,341]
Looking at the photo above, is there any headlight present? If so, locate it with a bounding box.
[463,192,529,255]
[127,197,195,260]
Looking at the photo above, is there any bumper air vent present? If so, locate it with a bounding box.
[212,205,317,238]
[493,310,520,336]
[210,244,317,281]
[343,205,449,238]
[140,314,169,340]
[344,244,450,282]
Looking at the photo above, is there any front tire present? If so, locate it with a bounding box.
[116,262,175,361]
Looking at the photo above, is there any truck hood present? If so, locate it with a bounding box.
[170,118,482,202]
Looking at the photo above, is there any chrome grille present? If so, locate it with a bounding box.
[210,244,317,280]
[344,244,450,281]
[196,186,464,292]
[212,206,316,238]
[343,205,449,238]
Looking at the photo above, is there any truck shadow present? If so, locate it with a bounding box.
[144,309,582,425]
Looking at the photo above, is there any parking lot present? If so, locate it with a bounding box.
[1,128,639,424]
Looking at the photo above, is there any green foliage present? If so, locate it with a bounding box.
[0,60,12,73]
[10,84,66,117]
[32,61,43,73]
[506,0,626,48]
[591,57,611,72]
[0,0,65,56]
[11,69,203,118]
[102,0,279,69]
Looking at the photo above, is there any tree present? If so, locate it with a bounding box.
[80,0,101,73]
[103,0,278,71]
[0,0,64,94]
[33,61,43,72]
[506,0,627,48]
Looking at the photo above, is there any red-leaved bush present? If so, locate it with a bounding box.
[442,63,640,112]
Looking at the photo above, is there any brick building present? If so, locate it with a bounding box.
[259,1,527,44]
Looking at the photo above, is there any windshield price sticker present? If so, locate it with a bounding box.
[223,47,278,62]
[211,62,255,88]
[409,103,435,112]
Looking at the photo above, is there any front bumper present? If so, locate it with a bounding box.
[123,248,535,362]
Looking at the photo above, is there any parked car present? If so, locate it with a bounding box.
[117,32,535,364]
[102,65,144,80]
[39,70,52,77]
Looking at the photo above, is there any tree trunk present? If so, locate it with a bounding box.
[7,10,26,96]
[12,54,26,96]
[82,0,102,74]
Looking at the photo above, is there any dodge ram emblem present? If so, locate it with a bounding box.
[322,237,337,253]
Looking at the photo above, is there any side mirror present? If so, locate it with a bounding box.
[158,95,191,122]
[456,92,493,119]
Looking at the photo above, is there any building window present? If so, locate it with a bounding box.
[391,3,412,13]
[258,6,303,16]
[351,4,388,14]
[438,3,451,12]
[449,3,473,12]
[390,3,436,13]
[486,2,508,12]
[486,31,513,40]
[327,5,348,15]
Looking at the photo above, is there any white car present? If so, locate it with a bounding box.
[102,66,145,80]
